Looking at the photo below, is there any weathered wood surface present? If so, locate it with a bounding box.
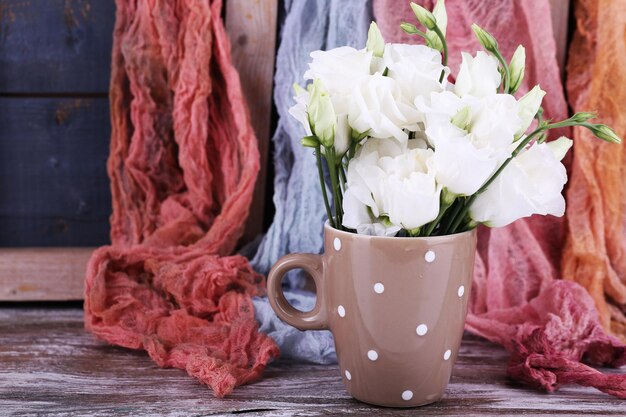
[0,0,115,93]
[1,307,625,416]
[0,248,91,300]
[225,0,278,243]
[0,98,111,247]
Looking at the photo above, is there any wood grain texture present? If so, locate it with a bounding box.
[225,0,278,243]
[0,249,91,300]
[0,0,115,93]
[549,0,570,74]
[1,307,625,416]
[0,98,111,247]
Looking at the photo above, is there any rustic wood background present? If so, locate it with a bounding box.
[0,0,569,301]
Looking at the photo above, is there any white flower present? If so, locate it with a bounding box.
[426,123,502,196]
[516,85,545,137]
[288,81,352,156]
[304,46,372,94]
[383,43,448,102]
[454,51,501,98]
[419,92,521,195]
[469,138,572,227]
[470,94,523,149]
[348,73,420,143]
[288,84,312,136]
[342,138,440,233]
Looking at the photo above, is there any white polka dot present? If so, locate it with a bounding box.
[424,250,436,263]
[337,305,346,317]
[458,285,465,297]
[345,370,352,380]
[416,324,428,336]
[367,350,378,361]
[374,283,385,294]
[333,237,342,251]
[443,349,452,360]
[402,390,413,401]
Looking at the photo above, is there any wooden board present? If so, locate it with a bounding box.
[225,0,278,243]
[0,98,111,247]
[0,0,115,93]
[0,249,91,300]
[1,307,625,416]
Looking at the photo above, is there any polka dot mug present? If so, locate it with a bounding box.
[267,223,477,407]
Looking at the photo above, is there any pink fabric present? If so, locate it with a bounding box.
[374,0,626,397]
[84,0,279,398]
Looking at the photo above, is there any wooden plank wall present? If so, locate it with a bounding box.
[0,0,114,247]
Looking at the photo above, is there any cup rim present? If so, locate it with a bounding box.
[324,220,476,243]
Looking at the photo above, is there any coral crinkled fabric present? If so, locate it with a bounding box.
[84,0,279,397]
[563,0,626,341]
[374,0,626,397]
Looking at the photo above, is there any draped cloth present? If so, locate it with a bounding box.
[563,0,626,342]
[374,0,626,397]
[251,0,371,363]
[84,0,279,398]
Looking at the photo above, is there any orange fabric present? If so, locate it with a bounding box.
[563,0,626,341]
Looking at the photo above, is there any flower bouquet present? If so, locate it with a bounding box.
[267,0,621,408]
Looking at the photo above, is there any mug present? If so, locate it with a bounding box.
[267,223,477,407]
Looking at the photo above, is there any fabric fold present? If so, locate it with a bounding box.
[85,0,279,398]
[562,0,626,341]
[251,0,371,364]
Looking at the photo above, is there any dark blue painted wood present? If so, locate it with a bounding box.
[0,98,111,246]
[0,0,115,93]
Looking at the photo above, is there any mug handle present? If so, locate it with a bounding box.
[267,253,328,330]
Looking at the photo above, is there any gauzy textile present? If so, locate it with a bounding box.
[563,0,626,341]
[250,0,370,363]
[374,0,626,397]
[84,0,279,398]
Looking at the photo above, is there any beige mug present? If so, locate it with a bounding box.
[267,223,477,407]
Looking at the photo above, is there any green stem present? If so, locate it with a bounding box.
[441,198,464,235]
[326,147,343,229]
[316,145,335,229]
[493,51,510,93]
[433,26,448,82]
[423,196,454,237]
[339,163,347,192]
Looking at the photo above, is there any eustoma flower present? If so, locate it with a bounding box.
[469,137,573,227]
[383,43,448,102]
[342,138,440,235]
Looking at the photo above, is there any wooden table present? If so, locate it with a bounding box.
[2,306,625,416]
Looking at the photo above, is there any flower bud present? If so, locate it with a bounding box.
[570,111,598,123]
[589,124,622,144]
[410,2,437,31]
[516,85,546,137]
[450,105,472,131]
[400,22,421,35]
[471,24,498,53]
[301,136,320,148]
[508,45,525,94]
[546,136,573,161]
[423,0,447,51]
[307,79,336,148]
[366,22,385,58]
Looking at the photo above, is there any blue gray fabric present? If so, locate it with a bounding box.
[251,0,372,363]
